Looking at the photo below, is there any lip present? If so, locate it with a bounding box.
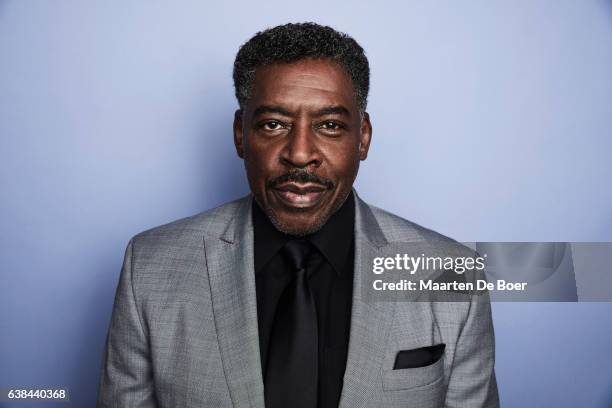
[271,182,330,209]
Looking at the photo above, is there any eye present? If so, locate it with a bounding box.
[262,120,285,131]
[317,120,345,136]
[321,121,341,130]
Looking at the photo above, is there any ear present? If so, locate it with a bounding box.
[358,112,372,160]
[233,109,245,158]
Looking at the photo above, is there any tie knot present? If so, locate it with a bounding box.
[282,240,313,271]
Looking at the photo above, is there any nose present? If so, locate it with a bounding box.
[280,121,321,169]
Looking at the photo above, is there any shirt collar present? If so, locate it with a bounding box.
[307,191,354,275]
[252,191,355,275]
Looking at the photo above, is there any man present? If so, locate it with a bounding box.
[97,22,498,407]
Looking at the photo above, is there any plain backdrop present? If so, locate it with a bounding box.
[1,1,612,407]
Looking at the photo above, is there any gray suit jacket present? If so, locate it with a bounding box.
[97,190,499,407]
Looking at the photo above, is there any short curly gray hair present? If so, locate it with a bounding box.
[233,22,370,112]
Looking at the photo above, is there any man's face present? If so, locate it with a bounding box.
[234,59,372,236]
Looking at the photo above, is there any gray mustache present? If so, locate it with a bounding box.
[269,170,334,189]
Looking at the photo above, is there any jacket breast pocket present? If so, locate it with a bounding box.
[382,345,445,391]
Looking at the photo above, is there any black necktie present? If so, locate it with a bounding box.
[264,240,318,408]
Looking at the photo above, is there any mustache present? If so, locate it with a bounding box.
[268,169,334,189]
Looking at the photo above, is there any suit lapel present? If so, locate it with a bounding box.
[339,191,397,407]
[205,196,265,408]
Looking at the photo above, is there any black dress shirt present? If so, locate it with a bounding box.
[253,191,355,408]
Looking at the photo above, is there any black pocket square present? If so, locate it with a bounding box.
[393,343,446,369]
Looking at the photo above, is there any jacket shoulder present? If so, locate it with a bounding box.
[367,203,458,245]
[130,196,248,249]
[366,203,484,283]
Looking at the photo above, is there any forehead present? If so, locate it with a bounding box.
[249,59,357,112]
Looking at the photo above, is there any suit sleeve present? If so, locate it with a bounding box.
[97,239,159,407]
[444,285,499,407]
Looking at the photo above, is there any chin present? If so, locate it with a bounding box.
[268,213,328,237]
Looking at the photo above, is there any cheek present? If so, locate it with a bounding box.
[325,143,361,178]
[244,140,280,179]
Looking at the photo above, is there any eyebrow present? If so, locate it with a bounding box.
[252,105,294,118]
[251,104,352,118]
[313,105,351,117]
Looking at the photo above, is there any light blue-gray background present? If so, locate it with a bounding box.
[1,1,611,407]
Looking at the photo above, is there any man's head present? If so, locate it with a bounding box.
[233,22,372,236]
